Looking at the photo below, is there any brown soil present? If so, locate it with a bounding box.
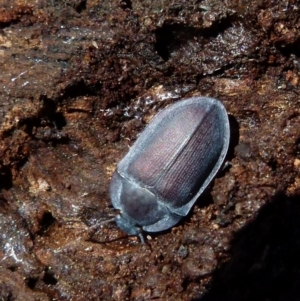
[0,1,300,300]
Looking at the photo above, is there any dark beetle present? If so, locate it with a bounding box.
[109,97,230,242]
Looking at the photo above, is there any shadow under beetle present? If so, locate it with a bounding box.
[109,96,230,243]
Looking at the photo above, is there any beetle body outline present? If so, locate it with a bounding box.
[110,97,230,238]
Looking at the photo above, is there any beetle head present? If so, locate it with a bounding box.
[115,214,145,243]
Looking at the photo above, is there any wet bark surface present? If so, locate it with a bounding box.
[0,0,300,300]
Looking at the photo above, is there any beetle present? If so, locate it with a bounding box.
[109,96,230,242]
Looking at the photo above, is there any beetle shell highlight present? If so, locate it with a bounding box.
[110,97,230,236]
